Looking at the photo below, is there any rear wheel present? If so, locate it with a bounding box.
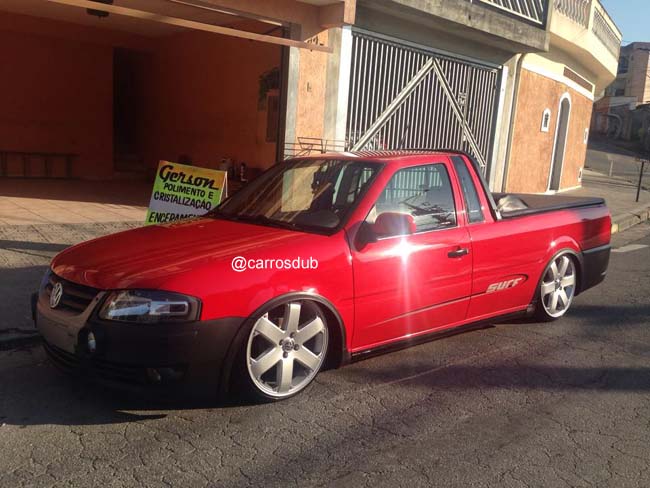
[535,253,577,321]
[239,300,329,401]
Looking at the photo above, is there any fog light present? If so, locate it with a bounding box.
[146,368,162,384]
[87,332,97,353]
[158,367,184,382]
[146,367,184,384]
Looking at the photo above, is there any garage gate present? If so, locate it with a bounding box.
[346,30,504,175]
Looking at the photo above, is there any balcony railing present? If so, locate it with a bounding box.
[592,7,621,57]
[554,0,622,58]
[554,0,589,27]
[473,0,548,25]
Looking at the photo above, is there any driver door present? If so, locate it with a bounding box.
[350,161,473,350]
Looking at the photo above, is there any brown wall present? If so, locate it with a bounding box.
[132,29,282,172]
[561,88,591,189]
[507,69,592,193]
[0,22,114,179]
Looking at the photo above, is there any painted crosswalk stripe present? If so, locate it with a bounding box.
[611,244,649,253]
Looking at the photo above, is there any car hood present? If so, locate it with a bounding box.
[51,217,314,290]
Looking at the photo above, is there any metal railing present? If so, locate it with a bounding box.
[553,0,622,58]
[283,137,347,160]
[475,0,548,25]
[554,0,590,27]
[592,7,621,57]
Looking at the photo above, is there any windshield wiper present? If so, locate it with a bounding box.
[235,214,303,230]
[208,211,325,233]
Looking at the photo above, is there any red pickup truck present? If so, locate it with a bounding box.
[34,151,611,401]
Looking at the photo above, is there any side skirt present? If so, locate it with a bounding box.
[350,310,528,363]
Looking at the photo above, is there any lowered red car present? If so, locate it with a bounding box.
[34,151,611,400]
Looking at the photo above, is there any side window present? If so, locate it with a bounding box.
[452,156,485,224]
[367,163,457,233]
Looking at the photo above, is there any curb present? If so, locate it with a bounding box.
[0,333,41,352]
[611,203,650,234]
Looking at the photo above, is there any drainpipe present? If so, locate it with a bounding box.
[501,53,527,192]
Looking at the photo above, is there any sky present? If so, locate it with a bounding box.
[600,0,649,45]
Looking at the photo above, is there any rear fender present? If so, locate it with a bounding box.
[530,245,584,309]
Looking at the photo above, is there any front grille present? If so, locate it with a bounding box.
[44,273,99,314]
[43,341,146,384]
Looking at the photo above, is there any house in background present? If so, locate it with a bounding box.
[609,42,650,103]
[595,42,650,144]
[323,0,621,193]
[505,0,621,193]
[0,0,621,195]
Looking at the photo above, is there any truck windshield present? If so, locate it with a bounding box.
[210,159,380,232]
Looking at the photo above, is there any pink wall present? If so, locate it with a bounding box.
[0,24,113,179]
[135,30,282,172]
[0,12,282,179]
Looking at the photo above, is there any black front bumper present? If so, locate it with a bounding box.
[34,293,244,397]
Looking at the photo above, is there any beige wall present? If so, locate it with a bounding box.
[549,2,620,94]
[200,0,355,40]
[294,29,330,141]
[507,69,591,193]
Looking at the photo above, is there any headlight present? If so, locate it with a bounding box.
[99,290,200,323]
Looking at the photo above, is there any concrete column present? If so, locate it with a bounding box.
[492,54,523,192]
[323,26,352,145]
[281,24,302,159]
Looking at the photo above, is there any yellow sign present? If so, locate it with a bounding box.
[146,161,227,225]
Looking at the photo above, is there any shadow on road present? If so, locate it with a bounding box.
[571,303,650,325]
[588,138,645,158]
[0,266,50,333]
[0,303,647,430]
[0,346,255,427]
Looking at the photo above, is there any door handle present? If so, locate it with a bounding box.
[448,247,469,258]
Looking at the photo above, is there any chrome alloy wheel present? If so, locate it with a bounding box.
[540,254,576,318]
[246,301,328,398]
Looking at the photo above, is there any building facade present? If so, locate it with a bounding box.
[0,0,621,195]
[283,0,621,193]
[505,0,621,193]
[596,42,650,144]
[607,42,650,103]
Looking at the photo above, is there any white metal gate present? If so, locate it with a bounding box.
[346,31,503,174]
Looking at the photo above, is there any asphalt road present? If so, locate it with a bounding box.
[1,225,649,488]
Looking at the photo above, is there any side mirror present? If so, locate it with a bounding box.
[371,212,416,238]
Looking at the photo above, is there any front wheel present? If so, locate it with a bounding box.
[534,253,578,321]
[237,300,329,401]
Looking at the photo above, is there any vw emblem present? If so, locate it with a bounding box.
[50,282,63,309]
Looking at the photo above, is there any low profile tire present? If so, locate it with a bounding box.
[235,300,329,401]
[534,252,578,321]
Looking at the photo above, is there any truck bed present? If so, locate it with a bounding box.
[493,193,606,219]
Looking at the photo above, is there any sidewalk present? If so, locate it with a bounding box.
[566,169,650,234]
[0,178,148,225]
